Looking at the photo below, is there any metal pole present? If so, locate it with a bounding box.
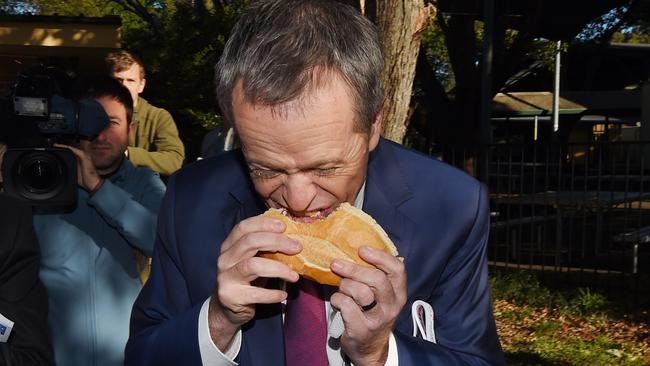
[478,0,494,184]
[553,40,561,133]
[641,81,650,165]
[480,0,494,145]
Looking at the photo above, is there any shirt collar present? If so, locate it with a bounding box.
[354,181,366,210]
[101,156,132,182]
[133,97,148,114]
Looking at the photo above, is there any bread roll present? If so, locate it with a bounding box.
[260,203,398,286]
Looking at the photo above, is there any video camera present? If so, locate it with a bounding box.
[1,67,109,207]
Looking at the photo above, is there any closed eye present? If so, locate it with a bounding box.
[249,168,281,179]
[313,167,337,176]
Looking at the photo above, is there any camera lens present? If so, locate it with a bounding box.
[24,158,58,190]
[14,151,67,200]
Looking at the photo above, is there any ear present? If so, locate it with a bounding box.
[368,101,384,152]
[138,78,146,94]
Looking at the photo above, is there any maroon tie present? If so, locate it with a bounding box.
[284,278,328,366]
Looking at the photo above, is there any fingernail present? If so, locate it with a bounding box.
[290,239,301,251]
[290,271,300,282]
[273,220,285,231]
[331,260,344,271]
[359,246,373,257]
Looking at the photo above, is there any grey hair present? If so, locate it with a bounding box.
[215,0,384,134]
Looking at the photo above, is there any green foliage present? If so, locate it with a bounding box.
[175,107,223,159]
[569,287,609,316]
[527,39,569,72]
[33,0,119,17]
[499,305,534,323]
[489,271,557,308]
[490,271,615,315]
[533,319,560,336]
[124,1,245,159]
[421,21,454,92]
[492,271,649,365]
[123,1,244,110]
[179,108,223,131]
[507,334,647,366]
[612,31,650,44]
[557,335,622,364]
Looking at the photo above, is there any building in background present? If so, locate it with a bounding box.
[0,14,121,93]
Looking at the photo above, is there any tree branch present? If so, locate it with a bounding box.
[109,0,161,34]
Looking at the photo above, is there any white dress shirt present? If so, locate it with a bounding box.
[197,183,399,365]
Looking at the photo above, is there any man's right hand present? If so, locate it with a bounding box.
[208,215,301,351]
[53,143,103,193]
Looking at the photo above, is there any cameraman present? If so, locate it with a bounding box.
[32,77,165,366]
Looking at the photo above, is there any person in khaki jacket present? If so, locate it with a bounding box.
[106,50,185,176]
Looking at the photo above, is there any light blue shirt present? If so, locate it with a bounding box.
[34,159,165,366]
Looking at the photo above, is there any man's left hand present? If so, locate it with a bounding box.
[54,143,102,193]
[330,246,407,366]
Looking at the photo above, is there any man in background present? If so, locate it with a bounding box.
[106,50,185,176]
[34,77,165,366]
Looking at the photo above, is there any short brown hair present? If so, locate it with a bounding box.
[215,0,384,135]
[83,76,134,124]
[105,50,146,79]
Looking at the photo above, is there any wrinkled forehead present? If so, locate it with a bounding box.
[231,69,356,125]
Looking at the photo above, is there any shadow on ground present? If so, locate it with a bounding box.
[506,352,571,366]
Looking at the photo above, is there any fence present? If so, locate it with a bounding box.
[429,141,650,305]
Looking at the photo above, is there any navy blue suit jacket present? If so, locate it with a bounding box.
[126,138,505,365]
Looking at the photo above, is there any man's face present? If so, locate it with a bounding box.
[79,96,132,175]
[233,73,381,220]
[112,64,145,106]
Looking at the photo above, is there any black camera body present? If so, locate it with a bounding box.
[1,70,109,207]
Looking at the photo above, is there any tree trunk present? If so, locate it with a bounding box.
[377,0,435,143]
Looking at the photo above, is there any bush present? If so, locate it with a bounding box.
[570,287,609,315]
[490,271,557,308]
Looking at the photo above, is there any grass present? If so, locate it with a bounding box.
[490,271,650,366]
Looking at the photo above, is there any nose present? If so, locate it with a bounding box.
[95,130,108,142]
[283,173,317,214]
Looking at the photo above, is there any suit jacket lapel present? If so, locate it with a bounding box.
[363,139,416,261]
[222,152,267,234]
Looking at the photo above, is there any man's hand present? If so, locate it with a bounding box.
[208,216,301,351]
[54,143,102,193]
[330,246,407,366]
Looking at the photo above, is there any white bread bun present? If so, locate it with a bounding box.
[260,203,398,286]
